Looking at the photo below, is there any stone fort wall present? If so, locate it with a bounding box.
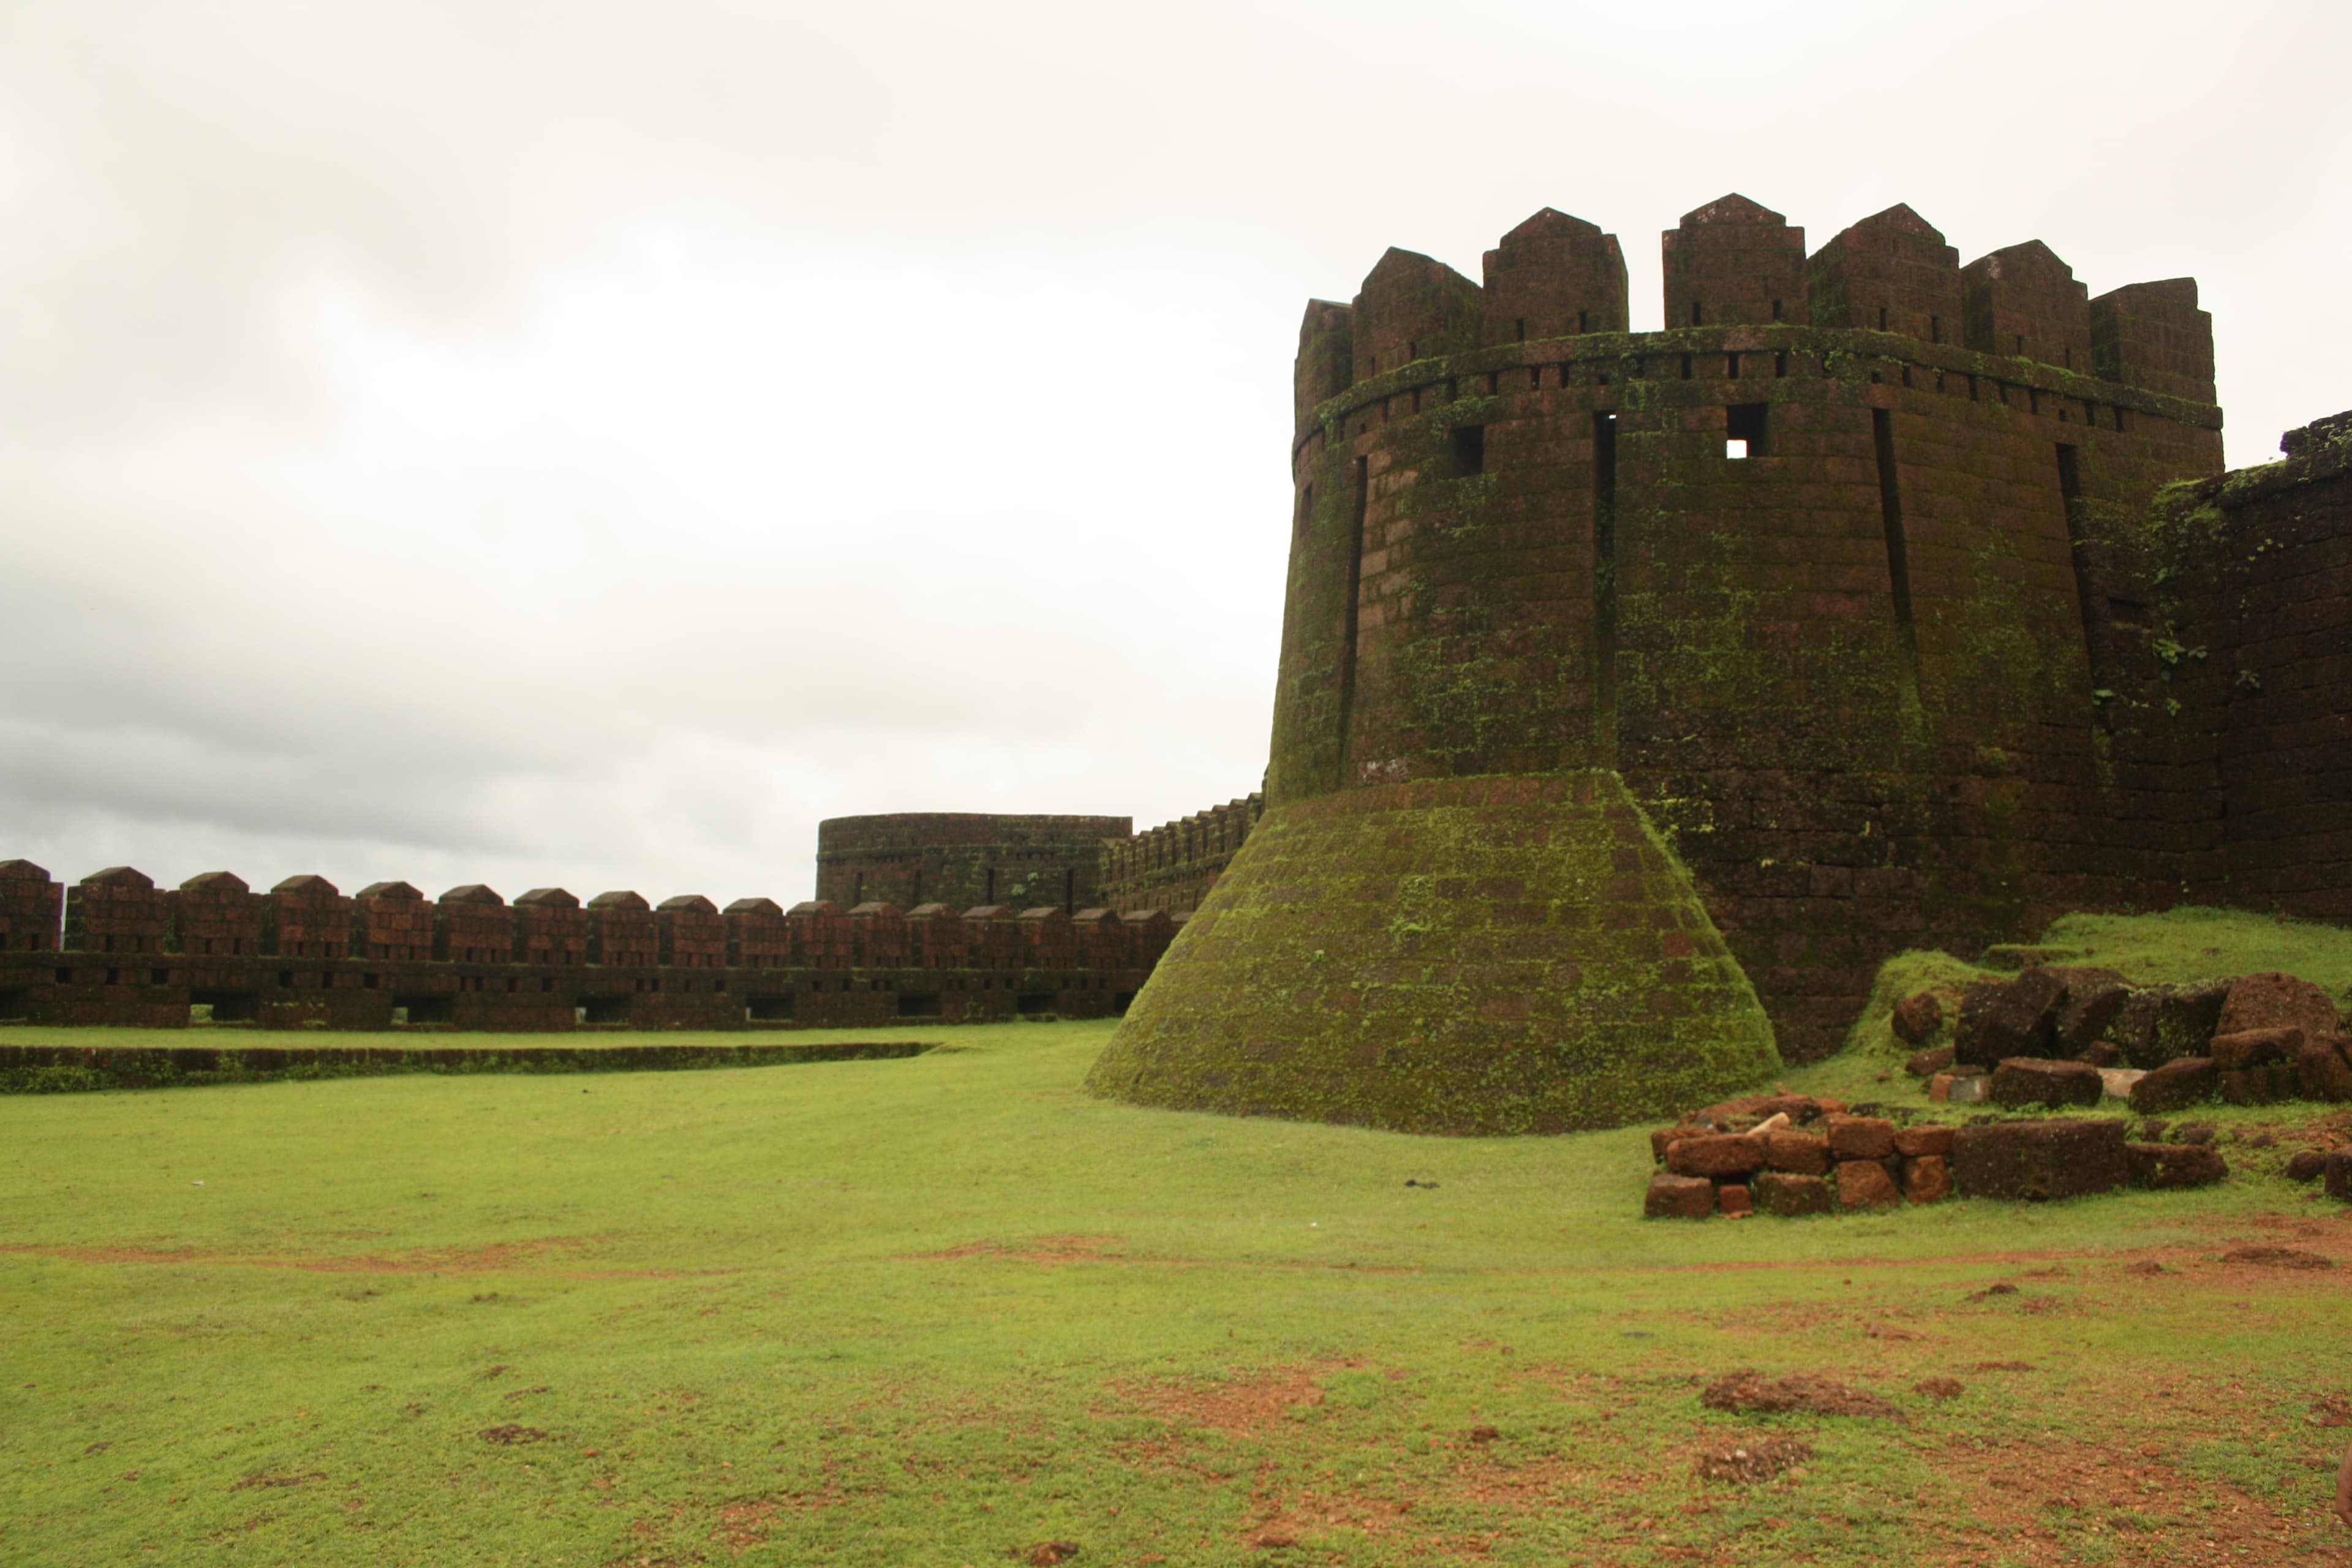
[815,813,1130,914]
[0,862,1173,1031]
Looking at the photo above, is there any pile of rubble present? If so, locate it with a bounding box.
[1643,1093,2232,1220]
[1893,968,2351,1115]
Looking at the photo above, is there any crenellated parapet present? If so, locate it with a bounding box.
[0,862,1175,1031]
[1098,794,1265,916]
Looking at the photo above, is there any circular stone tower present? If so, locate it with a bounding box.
[1088,195,2223,1132]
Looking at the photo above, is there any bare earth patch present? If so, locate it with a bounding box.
[917,1234,1128,1266]
[1694,1434,1812,1483]
[1700,1371,1901,1420]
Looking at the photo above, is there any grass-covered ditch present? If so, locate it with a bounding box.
[1,910,2348,1565]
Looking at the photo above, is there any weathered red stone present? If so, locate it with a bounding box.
[1645,1172,1716,1219]
[1951,1117,2129,1201]
[1751,1171,1834,1216]
[2208,1027,2303,1071]
[1989,1057,2105,1109]
[1902,1154,1952,1204]
[2125,1142,2228,1189]
[1893,1124,1955,1158]
[1891,991,1943,1045]
[1667,1133,1768,1179]
[1766,1130,1831,1175]
[1954,971,2064,1068]
[1836,1159,1902,1209]
[2127,1057,2215,1115]
[1826,1115,1897,1162]
[2298,1037,2352,1102]
[2214,971,2341,1040]
[1717,1183,1754,1218]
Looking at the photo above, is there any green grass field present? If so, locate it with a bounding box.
[4,917,2351,1566]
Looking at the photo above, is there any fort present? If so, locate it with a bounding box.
[5,194,2347,1139]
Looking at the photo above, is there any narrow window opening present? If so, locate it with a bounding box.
[2082,399,2095,424]
[1879,306,1889,331]
[2029,388,2040,416]
[1336,455,1370,787]
[1679,353,1693,380]
[1774,351,1789,378]
[1771,299,1784,322]
[1514,317,1526,342]
[2054,442,2106,723]
[2114,405,2128,432]
[1936,369,1947,394]
[985,867,995,904]
[1591,413,1619,763]
[1485,371,1498,395]
[1064,867,1075,915]
[2064,347,2073,369]
[1577,309,1589,334]
[1408,338,1419,361]
[1725,403,1769,459]
[1997,382,2010,405]
[1411,386,1422,414]
[1451,424,1486,475]
[1901,365,1914,388]
[1930,315,1942,344]
[1530,366,1542,390]
[1968,373,1980,401]
[2015,333,2024,355]
[1872,408,1922,704]
[1726,352,1741,379]
[1689,301,1703,326]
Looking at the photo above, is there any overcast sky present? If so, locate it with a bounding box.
[2,1,2344,907]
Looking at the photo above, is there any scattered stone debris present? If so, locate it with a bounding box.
[1970,1360,2035,1373]
[2123,1260,2170,1276]
[1464,1425,1500,1444]
[1695,1435,1813,1482]
[2220,1245,2335,1270]
[1965,1283,2018,1301]
[1913,1378,1964,1400]
[2310,1396,2352,1428]
[1017,1543,1081,1566]
[1700,1371,1899,1420]
[477,1424,551,1445]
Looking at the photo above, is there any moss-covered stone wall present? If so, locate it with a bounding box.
[1084,770,1779,1134]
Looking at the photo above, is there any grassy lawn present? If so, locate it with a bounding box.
[2,935,2350,1564]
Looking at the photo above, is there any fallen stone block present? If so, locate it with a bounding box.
[1826,1114,1897,1162]
[2298,1038,2352,1102]
[2209,1027,2303,1071]
[2052,970,2131,1055]
[1945,1073,1989,1104]
[1766,1129,1831,1175]
[1751,1170,1834,1216]
[1954,970,2065,1068]
[2328,1152,2352,1204]
[1836,1159,1902,1209]
[2218,1068,2270,1107]
[1904,1043,1956,1077]
[2110,984,2228,1069]
[1717,1183,1754,1218]
[2127,1057,2215,1115]
[1650,1122,1712,1163]
[1893,1124,1955,1158]
[2077,1040,2122,1068]
[2126,1141,2228,1189]
[1892,992,1944,1045]
[1902,1153,1952,1204]
[2285,1150,2328,1183]
[2174,1121,2216,1145]
[1989,1057,2105,1109]
[1667,1132,1768,1179]
[1951,1117,2129,1201]
[1645,1172,1716,1219]
[2215,971,2341,1039]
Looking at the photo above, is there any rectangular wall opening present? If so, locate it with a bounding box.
[189,989,257,1023]
[1871,409,1923,704]
[579,996,628,1025]
[2054,441,2107,722]
[394,994,455,1026]
[1335,454,1370,785]
[0,989,24,1020]
[1591,412,1619,761]
[896,992,942,1018]
[747,994,795,1022]
[1016,992,1058,1017]
[1450,424,1485,475]
[1725,403,1769,459]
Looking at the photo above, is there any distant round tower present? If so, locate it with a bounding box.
[1088,195,2223,1133]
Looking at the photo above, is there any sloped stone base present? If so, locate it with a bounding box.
[1084,770,1779,1134]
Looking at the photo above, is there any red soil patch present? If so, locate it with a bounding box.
[0,1236,685,1278]
[1926,1436,2335,1566]
[1700,1371,1900,1419]
[916,1233,1128,1266]
[1115,1362,1348,1439]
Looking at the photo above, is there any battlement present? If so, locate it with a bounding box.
[0,862,1175,1032]
[815,812,1131,913]
[1098,794,1266,916]
[1295,195,2218,435]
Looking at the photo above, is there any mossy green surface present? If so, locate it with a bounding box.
[1086,770,1779,1134]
